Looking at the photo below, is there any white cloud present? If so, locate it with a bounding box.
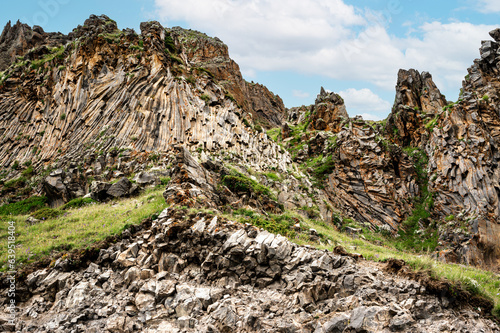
[360,113,382,121]
[400,21,496,93]
[154,0,496,100]
[292,90,310,98]
[476,0,500,13]
[338,88,391,116]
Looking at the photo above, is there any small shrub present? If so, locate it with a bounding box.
[21,166,34,177]
[31,207,63,220]
[164,33,176,53]
[11,161,19,170]
[482,95,489,102]
[148,153,160,163]
[60,197,96,210]
[266,128,281,142]
[60,113,66,120]
[200,94,210,103]
[160,177,171,186]
[445,214,455,222]
[169,54,183,65]
[3,176,26,189]
[222,173,272,198]
[0,196,47,215]
[263,172,280,181]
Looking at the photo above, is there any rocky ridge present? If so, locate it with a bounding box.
[0,15,287,204]
[277,29,500,267]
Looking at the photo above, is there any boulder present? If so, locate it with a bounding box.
[133,171,159,186]
[42,169,69,208]
[90,181,112,201]
[106,177,132,198]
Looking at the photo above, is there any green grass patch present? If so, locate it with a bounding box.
[222,175,272,198]
[3,176,27,189]
[0,188,167,270]
[30,46,65,69]
[222,167,274,199]
[31,208,64,220]
[21,166,34,177]
[262,172,281,182]
[231,208,300,238]
[0,196,47,216]
[164,33,176,53]
[303,154,335,187]
[425,113,441,132]
[396,148,437,252]
[266,128,281,142]
[60,198,97,210]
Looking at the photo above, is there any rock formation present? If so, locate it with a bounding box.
[308,87,349,133]
[0,15,289,206]
[386,69,448,147]
[1,206,497,332]
[4,14,500,332]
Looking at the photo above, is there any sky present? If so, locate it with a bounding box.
[1,0,499,120]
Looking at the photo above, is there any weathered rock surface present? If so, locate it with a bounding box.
[0,20,68,71]
[1,207,496,332]
[386,69,448,147]
[308,87,349,133]
[0,16,289,187]
[325,121,418,230]
[424,32,500,266]
[168,27,285,128]
[285,91,419,231]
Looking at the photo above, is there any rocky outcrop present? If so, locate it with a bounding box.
[168,27,285,128]
[0,16,290,205]
[0,20,68,71]
[424,31,500,266]
[308,87,349,133]
[163,146,222,209]
[325,120,418,230]
[283,92,419,231]
[386,69,448,147]
[2,207,496,332]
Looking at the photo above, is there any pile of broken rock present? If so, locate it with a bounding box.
[1,207,498,332]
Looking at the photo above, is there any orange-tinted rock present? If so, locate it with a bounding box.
[386,69,447,147]
[308,87,348,133]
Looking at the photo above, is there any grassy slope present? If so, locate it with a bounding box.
[0,188,167,268]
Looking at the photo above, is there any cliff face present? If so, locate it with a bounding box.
[0,16,288,188]
[386,69,448,147]
[168,27,285,128]
[280,29,500,268]
[3,15,500,333]
[424,30,500,266]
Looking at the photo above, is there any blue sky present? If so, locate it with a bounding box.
[1,0,499,120]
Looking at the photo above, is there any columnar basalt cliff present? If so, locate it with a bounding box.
[3,14,500,332]
[0,15,287,177]
[386,69,448,147]
[422,29,500,266]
